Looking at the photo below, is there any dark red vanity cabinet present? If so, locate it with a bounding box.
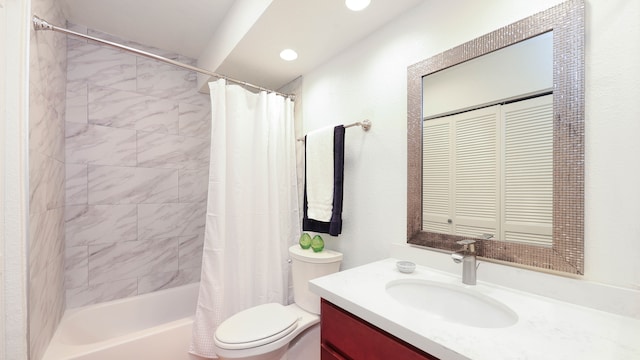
[320,299,439,360]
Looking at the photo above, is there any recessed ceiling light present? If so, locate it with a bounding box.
[345,0,371,11]
[280,49,298,61]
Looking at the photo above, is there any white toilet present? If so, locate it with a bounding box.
[213,245,343,360]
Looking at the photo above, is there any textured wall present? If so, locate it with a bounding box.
[29,0,67,358]
[63,24,209,308]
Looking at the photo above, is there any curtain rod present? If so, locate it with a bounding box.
[32,15,295,100]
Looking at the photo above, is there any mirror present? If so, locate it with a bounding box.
[407,0,585,274]
[421,33,554,247]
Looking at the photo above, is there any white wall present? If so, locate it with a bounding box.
[301,0,640,290]
[1,0,31,358]
[422,31,552,118]
[583,0,640,290]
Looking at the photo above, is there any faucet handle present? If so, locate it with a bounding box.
[456,239,476,254]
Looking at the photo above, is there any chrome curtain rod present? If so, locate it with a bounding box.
[297,120,372,142]
[32,15,295,99]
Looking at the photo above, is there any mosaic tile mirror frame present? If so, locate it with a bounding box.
[407,0,585,274]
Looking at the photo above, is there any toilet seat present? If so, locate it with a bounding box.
[214,303,299,350]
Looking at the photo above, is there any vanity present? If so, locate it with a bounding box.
[310,258,640,360]
[320,299,436,360]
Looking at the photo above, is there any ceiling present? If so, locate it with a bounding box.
[58,0,424,90]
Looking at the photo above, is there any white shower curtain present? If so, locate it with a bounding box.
[190,79,301,358]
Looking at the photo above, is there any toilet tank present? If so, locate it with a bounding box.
[289,245,343,314]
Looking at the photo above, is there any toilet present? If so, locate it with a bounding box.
[213,245,343,360]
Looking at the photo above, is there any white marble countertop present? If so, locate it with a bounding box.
[309,258,640,360]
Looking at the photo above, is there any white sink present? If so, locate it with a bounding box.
[385,279,518,328]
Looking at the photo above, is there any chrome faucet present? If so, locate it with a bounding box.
[451,239,478,285]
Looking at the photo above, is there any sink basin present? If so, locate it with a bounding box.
[385,279,518,328]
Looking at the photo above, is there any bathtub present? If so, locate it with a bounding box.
[43,283,200,360]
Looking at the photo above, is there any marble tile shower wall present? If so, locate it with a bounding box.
[30,0,67,358]
[64,24,210,308]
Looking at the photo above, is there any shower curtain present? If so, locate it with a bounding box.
[190,79,301,358]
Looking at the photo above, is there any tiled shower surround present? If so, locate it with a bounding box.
[30,0,67,358]
[64,24,210,308]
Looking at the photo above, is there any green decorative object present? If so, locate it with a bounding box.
[299,233,312,249]
[311,235,324,252]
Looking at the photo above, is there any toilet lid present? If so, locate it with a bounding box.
[215,303,298,350]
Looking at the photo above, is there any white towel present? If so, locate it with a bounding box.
[305,126,335,222]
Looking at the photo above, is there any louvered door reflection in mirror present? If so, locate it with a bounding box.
[423,95,552,247]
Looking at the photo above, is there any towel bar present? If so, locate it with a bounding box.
[297,120,371,142]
